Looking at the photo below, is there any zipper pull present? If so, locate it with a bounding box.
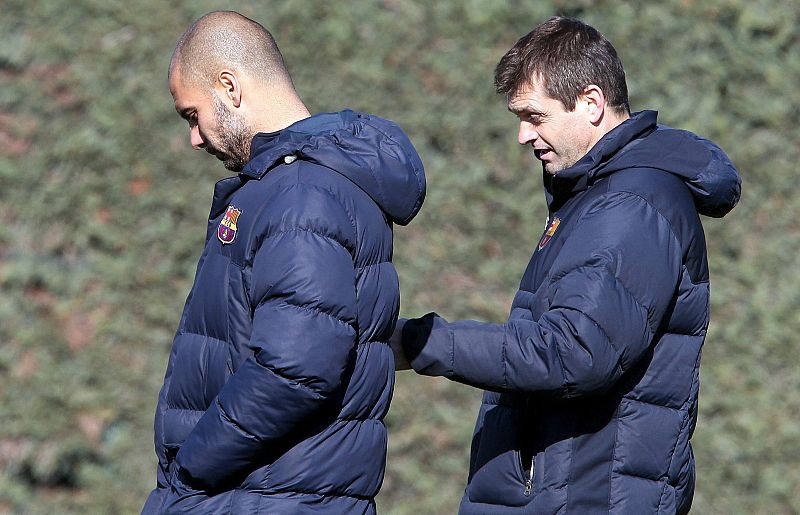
[523,456,535,496]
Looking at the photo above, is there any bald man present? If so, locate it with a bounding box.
[143,11,425,514]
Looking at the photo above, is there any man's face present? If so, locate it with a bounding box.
[170,72,252,172]
[507,78,593,174]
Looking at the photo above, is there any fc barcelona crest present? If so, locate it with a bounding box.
[537,217,561,251]
[218,206,242,245]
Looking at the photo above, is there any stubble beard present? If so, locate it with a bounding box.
[543,146,584,175]
[543,157,568,175]
[212,95,253,173]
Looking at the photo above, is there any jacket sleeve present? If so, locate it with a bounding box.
[403,191,683,398]
[175,183,358,490]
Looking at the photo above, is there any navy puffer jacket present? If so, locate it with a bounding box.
[402,111,740,514]
[144,110,425,514]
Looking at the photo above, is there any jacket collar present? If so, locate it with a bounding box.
[203,113,351,225]
[544,110,658,211]
[239,111,358,180]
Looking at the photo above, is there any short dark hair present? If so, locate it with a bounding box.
[494,17,630,114]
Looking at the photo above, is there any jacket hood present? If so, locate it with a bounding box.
[242,110,426,225]
[548,110,741,218]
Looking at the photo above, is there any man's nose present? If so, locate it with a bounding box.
[518,121,539,145]
[190,125,205,149]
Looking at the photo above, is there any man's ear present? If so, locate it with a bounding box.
[217,70,242,108]
[581,84,605,124]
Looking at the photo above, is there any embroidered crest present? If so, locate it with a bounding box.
[537,217,561,251]
[217,206,242,245]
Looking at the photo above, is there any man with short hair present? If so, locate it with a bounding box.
[144,11,425,514]
[392,17,740,514]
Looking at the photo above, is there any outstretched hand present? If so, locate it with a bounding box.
[390,318,411,371]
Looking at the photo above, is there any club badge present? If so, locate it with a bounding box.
[218,206,242,245]
[537,217,561,251]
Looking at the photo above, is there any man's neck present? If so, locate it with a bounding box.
[255,108,310,134]
[250,88,311,134]
[587,109,631,150]
[601,109,631,136]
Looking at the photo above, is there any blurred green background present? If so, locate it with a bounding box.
[1,0,798,513]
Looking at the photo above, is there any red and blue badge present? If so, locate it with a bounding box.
[218,206,242,245]
[537,217,561,251]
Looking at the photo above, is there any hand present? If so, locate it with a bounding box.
[390,318,411,371]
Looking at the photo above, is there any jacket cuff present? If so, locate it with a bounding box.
[401,312,454,377]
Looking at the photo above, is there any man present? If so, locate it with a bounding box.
[143,11,426,514]
[392,17,740,514]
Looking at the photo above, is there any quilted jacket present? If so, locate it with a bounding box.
[143,110,426,514]
[402,111,740,514]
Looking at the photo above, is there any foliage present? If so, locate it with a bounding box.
[1,0,798,513]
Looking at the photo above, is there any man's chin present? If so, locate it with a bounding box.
[542,161,558,175]
[222,157,245,173]
[208,150,241,172]
[543,160,570,175]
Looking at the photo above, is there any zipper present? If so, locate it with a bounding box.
[521,397,536,497]
[523,455,535,496]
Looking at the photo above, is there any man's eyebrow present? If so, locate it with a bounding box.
[508,104,543,116]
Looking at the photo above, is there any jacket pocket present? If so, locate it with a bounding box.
[465,401,534,507]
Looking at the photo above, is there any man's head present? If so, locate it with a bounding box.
[169,11,308,172]
[495,17,630,174]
